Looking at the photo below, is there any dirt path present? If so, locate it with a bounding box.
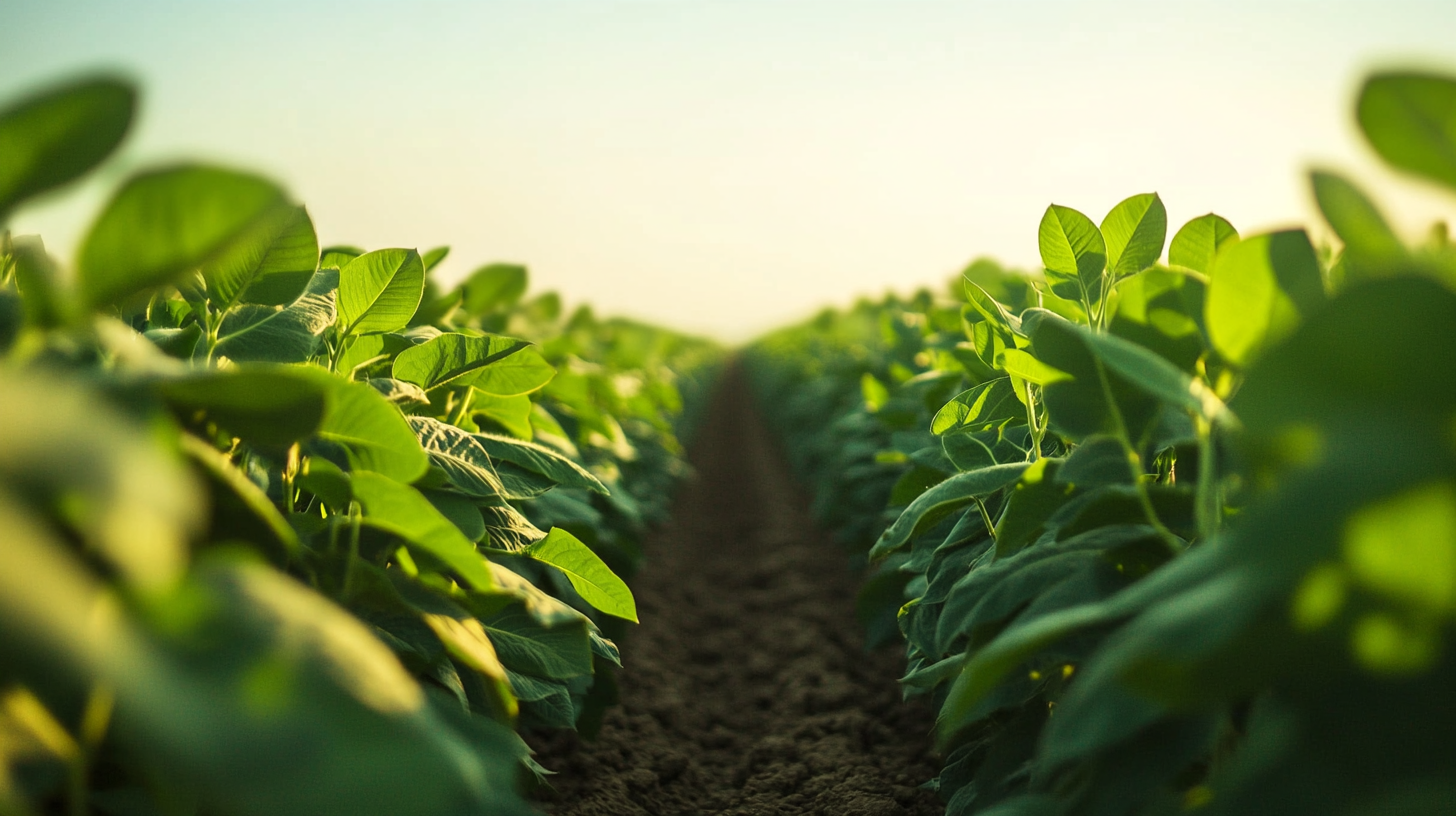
[529,367,942,816]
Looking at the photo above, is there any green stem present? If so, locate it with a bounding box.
[1022,381,1044,461]
[1195,416,1222,541]
[1093,358,1178,548]
[974,497,997,540]
[447,388,476,427]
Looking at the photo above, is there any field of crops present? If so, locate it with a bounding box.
[3,63,1456,816]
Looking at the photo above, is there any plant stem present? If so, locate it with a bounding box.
[1093,358,1178,548]
[1195,416,1222,541]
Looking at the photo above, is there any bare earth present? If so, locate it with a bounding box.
[530,368,942,816]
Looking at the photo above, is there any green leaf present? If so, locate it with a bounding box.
[460,264,528,315]
[525,528,638,622]
[472,393,534,439]
[320,244,363,269]
[1168,213,1238,274]
[482,605,594,679]
[406,417,505,499]
[872,463,1029,560]
[158,366,328,450]
[1357,71,1456,192]
[422,489,486,542]
[1309,170,1405,268]
[1038,204,1107,311]
[337,248,425,336]
[77,165,292,309]
[392,333,549,395]
[1101,193,1167,279]
[932,378,1025,436]
[307,373,428,483]
[212,268,337,363]
[1205,230,1325,366]
[368,378,430,409]
[1236,276,1456,433]
[350,472,494,590]
[0,75,135,219]
[1074,324,1232,424]
[298,456,351,511]
[201,204,318,308]
[996,348,1071,386]
[473,432,608,495]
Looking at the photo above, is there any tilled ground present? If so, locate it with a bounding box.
[529,368,942,816]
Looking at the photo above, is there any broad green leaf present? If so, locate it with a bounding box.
[406,417,505,499]
[337,332,387,376]
[298,456,351,511]
[996,347,1071,386]
[473,393,534,439]
[1101,193,1167,279]
[473,432,607,495]
[392,333,548,394]
[993,459,1079,556]
[419,613,510,689]
[1309,170,1405,268]
[158,366,328,449]
[482,605,594,679]
[307,373,428,483]
[963,279,1021,341]
[212,268,336,363]
[1073,324,1232,424]
[871,463,1029,560]
[1205,230,1325,366]
[351,472,494,590]
[201,205,318,308]
[368,377,430,409]
[1168,213,1238,274]
[1038,204,1107,310]
[1026,308,1165,444]
[338,248,425,336]
[0,75,135,219]
[460,264,528,315]
[1237,276,1456,433]
[320,244,363,269]
[1357,71,1456,192]
[525,528,638,622]
[422,489,486,542]
[932,378,1025,436]
[78,165,291,309]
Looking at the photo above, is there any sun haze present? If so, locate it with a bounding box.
[5,0,1456,340]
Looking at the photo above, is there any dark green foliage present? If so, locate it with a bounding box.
[0,75,721,816]
[747,67,1456,816]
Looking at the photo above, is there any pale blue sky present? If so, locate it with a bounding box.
[6,1,1456,339]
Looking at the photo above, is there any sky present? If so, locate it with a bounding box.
[5,1,1456,340]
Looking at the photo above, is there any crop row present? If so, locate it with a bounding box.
[0,76,720,816]
[746,67,1456,815]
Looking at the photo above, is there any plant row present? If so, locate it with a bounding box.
[0,76,720,816]
[746,67,1456,816]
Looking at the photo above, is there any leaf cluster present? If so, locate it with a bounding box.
[0,75,723,816]
[746,68,1456,816]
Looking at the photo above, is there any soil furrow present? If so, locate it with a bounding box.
[530,367,941,816]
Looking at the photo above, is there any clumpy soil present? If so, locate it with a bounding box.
[529,367,942,816]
